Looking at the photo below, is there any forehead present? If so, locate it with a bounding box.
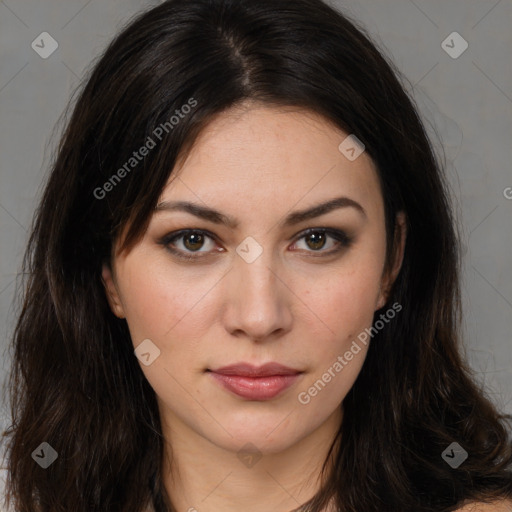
[157,103,383,228]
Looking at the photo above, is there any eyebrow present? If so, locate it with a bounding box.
[154,196,366,229]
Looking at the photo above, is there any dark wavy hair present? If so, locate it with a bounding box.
[3,0,512,511]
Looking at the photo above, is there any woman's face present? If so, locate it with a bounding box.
[102,102,405,455]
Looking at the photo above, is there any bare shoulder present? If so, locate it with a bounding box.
[455,499,512,512]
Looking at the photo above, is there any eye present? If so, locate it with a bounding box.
[290,228,352,256]
[160,229,221,260]
[159,228,352,261]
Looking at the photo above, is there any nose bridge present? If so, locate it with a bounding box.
[225,236,291,339]
[235,236,279,301]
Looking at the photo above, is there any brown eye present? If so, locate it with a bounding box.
[182,232,206,251]
[160,229,219,260]
[292,228,351,255]
[304,231,328,251]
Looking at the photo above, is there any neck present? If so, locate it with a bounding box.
[159,406,343,512]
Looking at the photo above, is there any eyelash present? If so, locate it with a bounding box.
[158,228,352,261]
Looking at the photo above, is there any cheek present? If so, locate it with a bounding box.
[296,244,384,394]
[294,269,379,416]
[118,260,220,345]
[303,257,385,341]
[116,263,217,406]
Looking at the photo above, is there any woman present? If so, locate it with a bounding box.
[2,0,512,511]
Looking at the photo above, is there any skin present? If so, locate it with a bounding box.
[102,101,407,512]
[457,501,512,512]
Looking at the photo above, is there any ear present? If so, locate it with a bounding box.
[101,262,126,318]
[376,211,407,310]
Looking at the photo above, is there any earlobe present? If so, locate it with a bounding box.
[101,263,126,318]
[376,211,407,310]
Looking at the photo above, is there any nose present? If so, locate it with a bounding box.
[221,248,293,343]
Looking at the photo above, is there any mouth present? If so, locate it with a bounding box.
[207,362,303,400]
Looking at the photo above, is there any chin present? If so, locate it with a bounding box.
[201,410,311,455]
[214,430,301,456]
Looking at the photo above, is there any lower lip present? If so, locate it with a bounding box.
[209,372,301,400]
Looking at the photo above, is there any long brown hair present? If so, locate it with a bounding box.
[3,0,512,511]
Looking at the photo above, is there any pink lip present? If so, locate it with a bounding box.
[209,363,302,400]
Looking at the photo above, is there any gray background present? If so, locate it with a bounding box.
[1,0,511,441]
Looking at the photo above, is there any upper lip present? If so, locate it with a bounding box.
[210,363,302,377]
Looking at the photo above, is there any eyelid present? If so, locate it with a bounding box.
[158,227,352,260]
